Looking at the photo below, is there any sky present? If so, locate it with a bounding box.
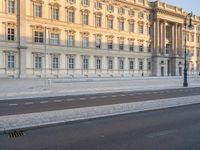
[150,0,200,16]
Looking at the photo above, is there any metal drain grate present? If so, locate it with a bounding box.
[8,130,25,138]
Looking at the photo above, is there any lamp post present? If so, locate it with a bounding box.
[183,12,193,87]
[44,24,47,88]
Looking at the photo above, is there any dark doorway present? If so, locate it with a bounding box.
[161,67,164,76]
[179,67,182,76]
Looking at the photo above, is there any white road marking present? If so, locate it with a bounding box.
[90,97,97,99]
[40,101,48,104]
[79,98,86,100]
[9,104,18,106]
[25,102,34,105]
[120,94,126,97]
[144,92,151,94]
[111,95,117,98]
[145,129,177,138]
[152,92,158,94]
[128,94,134,96]
[136,93,142,95]
[101,96,107,98]
[53,100,63,103]
[67,98,75,101]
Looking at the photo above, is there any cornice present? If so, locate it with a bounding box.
[155,8,185,19]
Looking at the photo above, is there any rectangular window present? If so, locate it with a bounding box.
[68,11,75,23]
[119,22,124,31]
[68,0,76,3]
[50,33,59,45]
[138,0,144,4]
[118,8,125,14]
[197,49,200,57]
[95,16,101,27]
[191,34,194,42]
[187,33,189,42]
[108,19,113,29]
[83,14,89,25]
[52,57,59,69]
[138,12,144,18]
[7,55,15,68]
[107,5,114,12]
[166,44,170,54]
[35,5,42,17]
[83,57,89,70]
[148,61,151,70]
[139,44,143,52]
[149,27,151,35]
[197,35,200,43]
[34,31,44,43]
[129,23,134,32]
[96,58,101,70]
[128,10,134,16]
[8,28,15,41]
[148,44,151,52]
[68,35,75,47]
[129,60,134,70]
[108,59,113,70]
[95,38,101,48]
[95,2,102,9]
[139,61,143,70]
[119,60,124,70]
[139,24,143,34]
[82,37,89,48]
[107,40,113,49]
[52,8,59,20]
[129,42,134,51]
[35,56,42,69]
[8,0,15,14]
[82,0,90,6]
[119,41,124,50]
[68,56,75,69]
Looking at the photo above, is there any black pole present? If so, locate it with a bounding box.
[183,18,188,87]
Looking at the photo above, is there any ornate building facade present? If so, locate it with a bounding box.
[0,0,199,78]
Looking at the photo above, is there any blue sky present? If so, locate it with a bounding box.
[151,0,200,16]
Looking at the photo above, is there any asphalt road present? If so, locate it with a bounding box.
[1,104,200,150]
[0,87,200,116]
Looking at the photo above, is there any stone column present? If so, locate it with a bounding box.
[17,0,27,78]
[174,23,178,56]
[163,21,166,54]
[171,24,175,56]
[180,24,183,56]
[160,21,163,54]
[156,19,160,54]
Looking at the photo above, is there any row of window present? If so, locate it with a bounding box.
[68,0,145,7]
[7,0,146,19]
[33,1,145,18]
[6,54,151,71]
[6,28,151,52]
[184,32,200,43]
[32,1,147,32]
[186,49,200,57]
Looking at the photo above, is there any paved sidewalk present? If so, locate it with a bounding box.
[0,76,200,100]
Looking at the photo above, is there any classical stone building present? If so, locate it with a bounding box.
[0,0,199,78]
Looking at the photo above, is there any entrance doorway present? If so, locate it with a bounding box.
[167,60,170,76]
[179,67,182,76]
[161,67,164,76]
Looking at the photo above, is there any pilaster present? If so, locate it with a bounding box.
[17,0,27,78]
[163,21,166,55]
